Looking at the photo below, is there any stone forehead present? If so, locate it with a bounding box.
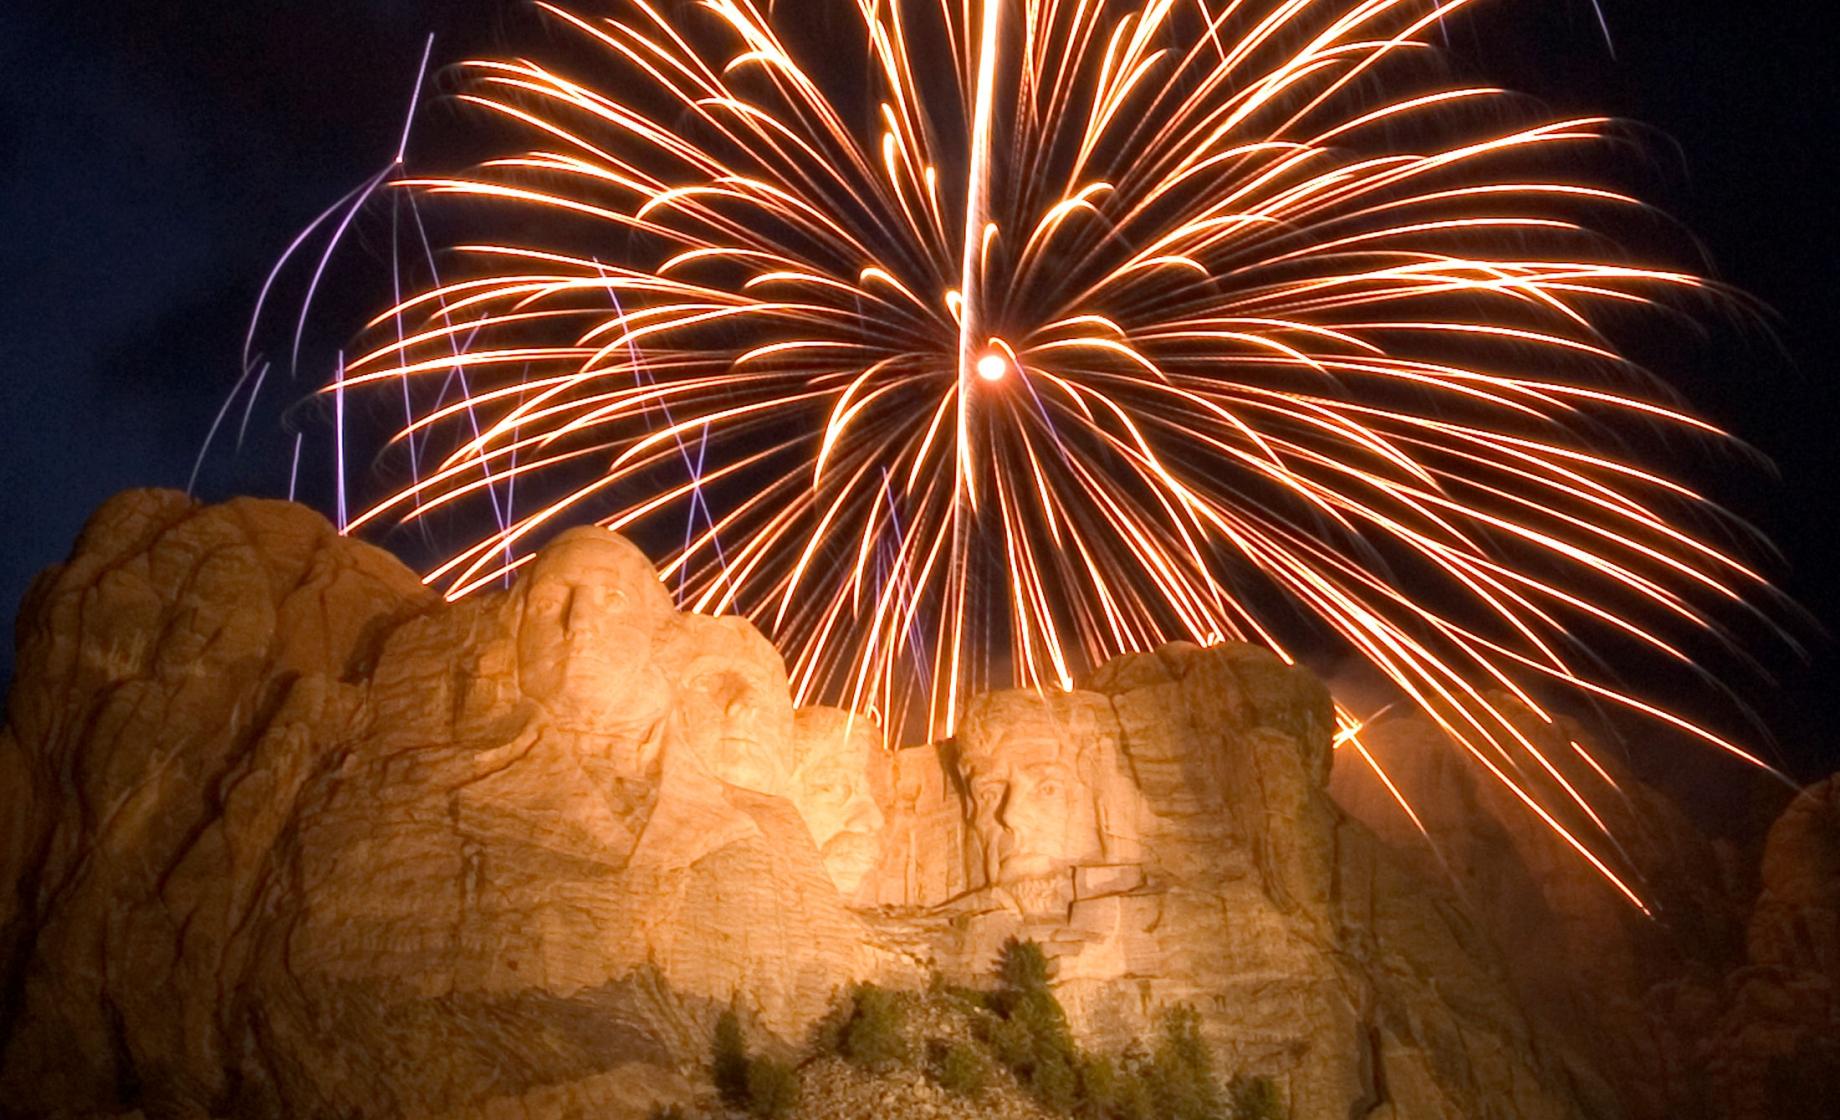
[962,689,1104,734]
[663,613,788,678]
[958,690,1113,767]
[521,528,671,605]
[793,707,878,769]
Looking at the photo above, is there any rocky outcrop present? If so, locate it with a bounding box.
[1751,776,1840,980]
[1328,703,1748,1111]
[0,489,435,1117]
[1330,702,1840,1120]
[0,489,1714,1118]
[866,645,1599,1119]
[0,493,878,1118]
[1698,776,1840,1120]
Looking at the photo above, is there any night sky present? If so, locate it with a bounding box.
[3,1,1835,777]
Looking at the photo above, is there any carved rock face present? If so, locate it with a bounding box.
[791,707,885,894]
[2,490,1736,1120]
[659,613,797,795]
[956,690,1127,887]
[516,527,675,742]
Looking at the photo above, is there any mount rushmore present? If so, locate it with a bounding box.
[2,491,1834,1118]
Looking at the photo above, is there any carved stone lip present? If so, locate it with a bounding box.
[549,646,646,682]
[821,830,878,861]
[718,734,769,756]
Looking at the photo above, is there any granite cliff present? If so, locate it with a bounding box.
[0,491,1830,1118]
[1333,699,1840,1119]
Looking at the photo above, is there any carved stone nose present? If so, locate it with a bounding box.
[563,588,592,634]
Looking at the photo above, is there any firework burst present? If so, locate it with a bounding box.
[317,0,1785,906]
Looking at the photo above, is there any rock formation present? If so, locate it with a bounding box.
[0,494,876,1118]
[1,489,1822,1119]
[866,645,1598,1119]
[1330,703,1840,1120]
[1697,776,1840,1119]
[790,707,887,897]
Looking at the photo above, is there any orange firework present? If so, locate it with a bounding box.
[331,0,1783,907]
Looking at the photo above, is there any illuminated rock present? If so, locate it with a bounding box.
[882,644,1591,1120]
[658,611,798,797]
[0,492,875,1119]
[1703,775,1840,1120]
[517,526,678,745]
[0,490,434,1115]
[1751,776,1840,979]
[790,706,886,896]
[1328,700,1760,1119]
[956,688,1143,895]
[0,490,1686,1119]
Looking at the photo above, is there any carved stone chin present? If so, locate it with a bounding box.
[1000,874,1077,919]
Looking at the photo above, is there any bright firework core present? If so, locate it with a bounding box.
[975,351,1010,383]
[325,0,1789,907]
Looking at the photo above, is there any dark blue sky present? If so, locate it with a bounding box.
[0,1,512,578]
[2,0,1836,773]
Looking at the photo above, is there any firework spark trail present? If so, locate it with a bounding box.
[322,0,1789,903]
